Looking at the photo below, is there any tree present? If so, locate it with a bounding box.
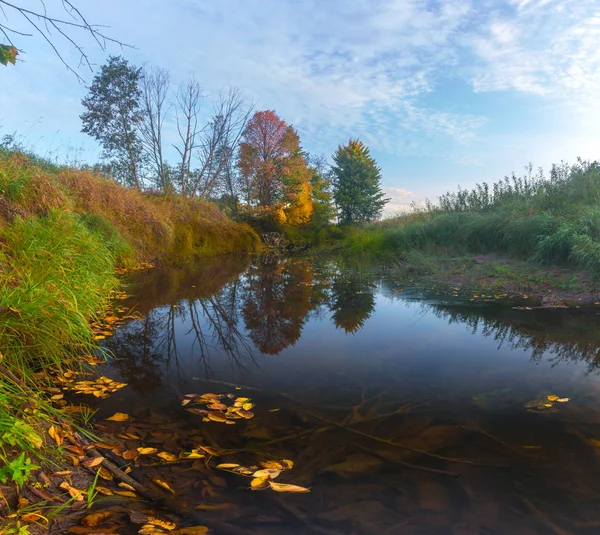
[140,66,171,192]
[331,139,388,224]
[81,56,144,190]
[307,153,335,226]
[238,110,313,224]
[172,83,251,198]
[0,1,129,80]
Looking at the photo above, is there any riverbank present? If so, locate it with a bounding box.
[383,250,600,305]
[343,159,600,304]
[0,149,261,533]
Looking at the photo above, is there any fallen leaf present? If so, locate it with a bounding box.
[547,395,559,402]
[207,411,228,423]
[147,517,176,530]
[268,481,310,493]
[137,447,158,455]
[556,397,570,403]
[157,452,179,462]
[234,409,254,419]
[118,482,136,491]
[48,425,64,446]
[123,449,140,460]
[150,476,176,494]
[81,511,113,527]
[97,467,114,480]
[216,463,240,470]
[521,445,542,450]
[252,468,281,479]
[20,511,47,524]
[94,486,113,496]
[250,476,271,490]
[83,457,103,468]
[106,412,129,422]
[138,524,166,535]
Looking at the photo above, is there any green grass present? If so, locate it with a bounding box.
[0,146,261,498]
[346,159,600,277]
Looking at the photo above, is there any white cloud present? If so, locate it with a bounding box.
[470,0,600,109]
[382,187,423,216]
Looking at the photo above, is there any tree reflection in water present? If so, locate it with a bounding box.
[107,257,600,394]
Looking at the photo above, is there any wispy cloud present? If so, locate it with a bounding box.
[469,0,600,108]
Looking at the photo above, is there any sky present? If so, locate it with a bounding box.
[2,0,600,214]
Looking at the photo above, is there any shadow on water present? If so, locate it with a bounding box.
[93,255,600,535]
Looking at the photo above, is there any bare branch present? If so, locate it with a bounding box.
[173,77,203,196]
[192,87,254,198]
[0,0,132,79]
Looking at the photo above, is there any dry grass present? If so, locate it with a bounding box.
[0,150,261,264]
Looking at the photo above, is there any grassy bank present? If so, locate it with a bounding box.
[0,148,261,525]
[345,159,600,296]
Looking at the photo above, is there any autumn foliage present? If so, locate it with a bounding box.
[238,110,313,225]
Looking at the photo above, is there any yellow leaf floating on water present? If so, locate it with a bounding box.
[252,468,281,479]
[137,447,158,455]
[547,395,559,402]
[250,476,271,490]
[185,450,205,459]
[521,445,542,450]
[216,463,241,470]
[268,481,310,493]
[157,452,179,462]
[106,412,129,422]
[207,411,228,423]
[556,397,570,403]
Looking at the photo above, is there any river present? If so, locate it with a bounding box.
[90,254,600,535]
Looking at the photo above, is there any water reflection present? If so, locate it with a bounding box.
[106,256,600,396]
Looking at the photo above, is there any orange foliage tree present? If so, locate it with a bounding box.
[238,110,312,225]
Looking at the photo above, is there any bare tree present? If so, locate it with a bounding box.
[0,1,131,81]
[172,83,252,198]
[140,66,171,191]
[192,87,253,198]
[173,77,203,196]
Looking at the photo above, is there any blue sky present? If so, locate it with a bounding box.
[2,0,600,214]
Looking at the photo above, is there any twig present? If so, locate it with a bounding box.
[351,442,459,477]
[306,412,483,466]
[521,497,574,535]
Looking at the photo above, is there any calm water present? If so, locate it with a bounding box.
[94,255,600,535]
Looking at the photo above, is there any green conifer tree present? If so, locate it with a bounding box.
[331,139,388,224]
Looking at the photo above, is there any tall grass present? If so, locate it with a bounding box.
[348,159,600,275]
[0,147,261,493]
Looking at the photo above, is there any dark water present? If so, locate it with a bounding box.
[94,255,600,535]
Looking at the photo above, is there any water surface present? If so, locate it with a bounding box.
[95,255,600,535]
